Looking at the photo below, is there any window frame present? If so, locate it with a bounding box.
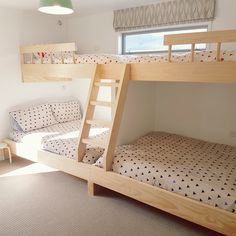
[121,25,209,55]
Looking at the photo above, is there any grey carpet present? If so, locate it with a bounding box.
[0,157,221,236]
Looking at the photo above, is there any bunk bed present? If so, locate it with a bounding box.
[5,29,236,235]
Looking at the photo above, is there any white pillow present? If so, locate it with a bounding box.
[10,104,58,132]
[50,100,82,123]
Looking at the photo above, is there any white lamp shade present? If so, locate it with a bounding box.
[38,0,74,15]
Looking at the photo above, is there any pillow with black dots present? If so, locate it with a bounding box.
[10,104,58,132]
[50,100,82,123]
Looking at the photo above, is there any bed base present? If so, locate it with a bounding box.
[3,138,236,235]
[89,167,236,236]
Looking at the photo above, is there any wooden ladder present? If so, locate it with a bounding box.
[77,64,130,171]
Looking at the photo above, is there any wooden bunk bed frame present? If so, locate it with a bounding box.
[6,29,236,235]
[20,30,236,83]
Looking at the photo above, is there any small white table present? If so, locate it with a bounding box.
[0,143,12,164]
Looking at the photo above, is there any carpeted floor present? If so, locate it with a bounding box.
[0,157,221,236]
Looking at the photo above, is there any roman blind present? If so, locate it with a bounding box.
[113,0,216,32]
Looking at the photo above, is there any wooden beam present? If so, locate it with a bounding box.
[89,166,236,236]
[20,43,76,53]
[164,29,236,45]
[130,62,236,83]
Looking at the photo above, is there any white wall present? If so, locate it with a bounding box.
[1,0,236,147]
[155,0,236,146]
[67,12,118,54]
[67,0,236,146]
[0,8,71,140]
[67,13,156,144]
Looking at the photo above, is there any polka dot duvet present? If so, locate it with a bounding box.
[96,132,236,213]
[9,119,108,163]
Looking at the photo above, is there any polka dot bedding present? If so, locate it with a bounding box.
[9,119,108,162]
[9,104,58,132]
[29,50,236,65]
[95,132,236,213]
[50,100,82,123]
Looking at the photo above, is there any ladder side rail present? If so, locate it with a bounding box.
[104,64,130,171]
[77,65,100,161]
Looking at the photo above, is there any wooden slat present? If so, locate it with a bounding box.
[86,119,111,127]
[20,43,76,53]
[216,42,222,62]
[82,138,106,149]
[168,45,172,62]
[90,101,114,107]
[95,82,119,87]
[130,62,236,83]
[21,64,96,82]
[191,43,195,62]
[164,30,236,45]
[89,166,236,236]
[22,62,236,83]
[23,76,72,82]
[99,64,125,80]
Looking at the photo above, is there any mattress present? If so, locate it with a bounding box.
[28,50,236,65]
[10,120,108,163]
[96,132,236,213]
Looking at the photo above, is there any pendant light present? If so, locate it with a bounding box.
[38,0,74,15]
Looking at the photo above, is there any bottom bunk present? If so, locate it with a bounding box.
[95,132,236,214]
[5,130,236,235]
[92,132,236,235]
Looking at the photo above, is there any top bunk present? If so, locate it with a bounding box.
[20,29,236,83]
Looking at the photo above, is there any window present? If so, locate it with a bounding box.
[122,26,208,54]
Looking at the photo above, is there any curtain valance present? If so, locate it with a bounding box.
[113,0,216,32]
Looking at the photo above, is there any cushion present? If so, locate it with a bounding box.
[50,100,82,123]
[9,104,58,132]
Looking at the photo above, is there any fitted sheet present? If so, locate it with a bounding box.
[27,50,236,65]
[96,132,236,213]
[9,120,108,163]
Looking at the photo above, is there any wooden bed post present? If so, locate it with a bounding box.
[168,45,172,62]
[217,42,222,62]
[191,43,195,62]
[87,181,104,196]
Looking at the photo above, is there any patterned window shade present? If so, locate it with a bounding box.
[113,0,216,32]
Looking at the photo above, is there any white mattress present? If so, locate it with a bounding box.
[9,120,108,162]
[28,50,236,65]
[95,132,236,213]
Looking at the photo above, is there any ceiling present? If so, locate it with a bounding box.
[0,0,165,16]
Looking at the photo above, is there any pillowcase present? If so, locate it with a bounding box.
[50,100,82,123]
[10,104,58,132]
[9,116,23,131]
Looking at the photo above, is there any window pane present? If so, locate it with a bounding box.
[123,27,208,54]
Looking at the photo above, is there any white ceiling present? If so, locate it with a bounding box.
[0,0,164,16]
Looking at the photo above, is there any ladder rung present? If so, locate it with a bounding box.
[95,82,119,87]
[90,101,114,107]
[82,138,106,149]
[86,119,111,128]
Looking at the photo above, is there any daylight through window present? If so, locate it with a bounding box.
[122,26,208,54]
